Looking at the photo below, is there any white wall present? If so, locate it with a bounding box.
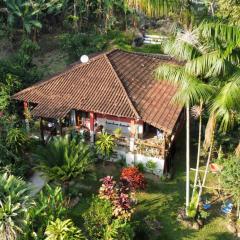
[126,152,165,176]
[97,117,130,136]
[108,146,165,176]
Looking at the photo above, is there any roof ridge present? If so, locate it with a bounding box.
[103,54,141,119]
[12,53,106,99]
[107,49,174,61]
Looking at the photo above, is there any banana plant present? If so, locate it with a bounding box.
[3,0,42,34]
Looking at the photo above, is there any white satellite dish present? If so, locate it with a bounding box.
[80,55,89,63]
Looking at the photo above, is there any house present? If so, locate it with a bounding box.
[12,49,184,175]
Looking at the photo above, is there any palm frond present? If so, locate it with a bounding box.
[155,64,214,105]
[162,30,202,61]
[211,71,240,131]
[199,21,240,45]
[124,0,178,17]
[185,51,228,77]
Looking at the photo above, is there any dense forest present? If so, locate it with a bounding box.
[0,0,240,240]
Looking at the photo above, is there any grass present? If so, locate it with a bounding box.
[67,131,236,240]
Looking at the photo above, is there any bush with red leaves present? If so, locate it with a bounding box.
[99,176,116,201]
[120,166,146,191]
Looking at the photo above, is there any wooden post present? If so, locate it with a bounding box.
[40,118,45,144]
[59,118,63,136]
[23,101,30,132]
[129,120,135,152]
[90,112,95,142]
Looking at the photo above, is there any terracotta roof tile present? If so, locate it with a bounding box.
[12,49,183,134]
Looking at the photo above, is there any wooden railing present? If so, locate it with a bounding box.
[135,138,166,157]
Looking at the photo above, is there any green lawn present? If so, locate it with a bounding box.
[68,131,236,240]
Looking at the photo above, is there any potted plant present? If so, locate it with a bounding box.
[114,127,122,139]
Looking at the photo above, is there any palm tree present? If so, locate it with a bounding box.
[155,29,214,215]
[184,22,240,206]
[191,102,204,192]
[34,136,93,184]
[186,22,240,130]
[0,173,34,240]
[96,132,116,162]
[45,218,86,240]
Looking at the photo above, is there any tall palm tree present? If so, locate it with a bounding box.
[0,173,34,240]
[155,29,214,215]
[157,22,240,215]
[191,102,203,192]
[184,22,240,207]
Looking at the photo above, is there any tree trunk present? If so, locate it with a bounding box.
[192,102,203,197]
[186,103,190,215]
[73,0,78,31]
[197,128,215,206]
[237,199,240,219]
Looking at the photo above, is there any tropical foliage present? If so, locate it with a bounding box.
[155,21,240,216]
[0,0,240,238]
[83,195,135,240]
[120,166,146,190]
[26,184,67,238]
[99,175,136,220]
[34,136,93,183]
[45,218,85,240]
[219,155,240,219]
[0,173,34,240]
[96,132,116,161]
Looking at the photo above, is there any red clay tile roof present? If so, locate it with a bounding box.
[12,49,183,134]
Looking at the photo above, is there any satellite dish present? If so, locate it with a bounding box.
[80,55,89,63]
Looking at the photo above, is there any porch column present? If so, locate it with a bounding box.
[129,119,135,152]
[23,101,30,132]
[40,117,45,144]
[90,112,95,143]
[70,110,76,126]
[59,118,63,136]
[136,119,144,139]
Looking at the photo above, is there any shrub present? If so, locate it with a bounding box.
[135,162,145,173]
[120,166,146,191]
[45,218,86,240]
[0,173,34,240]
[99,176,136,220]
[27,185,67,238]
[6,128,29,155]
[83,196,135,240]
[60,33,108,63]
[83,196,113,240]
[146,160,157,174]
[99,176,117,201]
[34,137,93,184]
[96,132,116,161]
[0,39,42,87]
[114,127,122,138]
[104,219,135,240]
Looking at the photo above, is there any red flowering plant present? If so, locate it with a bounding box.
[99,176,117,201]
[98,176,135,220]
[113,192,134,220]
[120,166,146,191]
